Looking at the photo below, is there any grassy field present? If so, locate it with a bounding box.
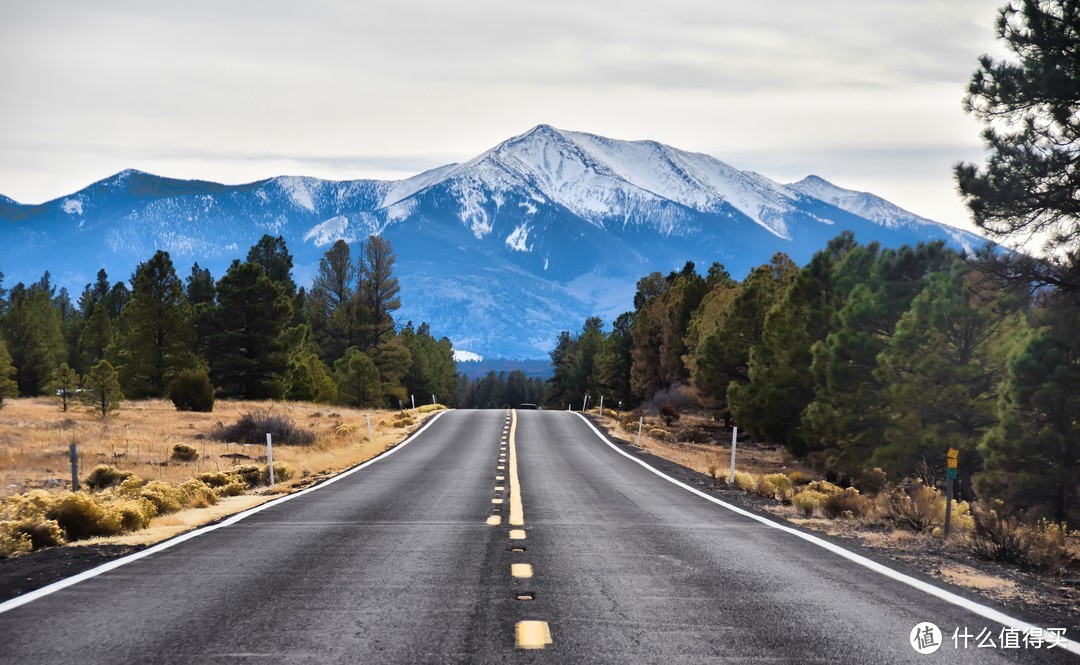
[0,397,435,500]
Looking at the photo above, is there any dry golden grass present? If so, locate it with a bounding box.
[593,411,814,480]
[0,397,440,499]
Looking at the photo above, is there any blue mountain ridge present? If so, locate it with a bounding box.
[0,125,984,359]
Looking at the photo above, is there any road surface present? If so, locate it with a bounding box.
[0,409,1074,663]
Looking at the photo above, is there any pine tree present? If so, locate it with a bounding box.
[977,306,1080,523]
[287,352,338,403]
[114,251,196,398]
[371,336,412,406]
[355,235,401,350]
[209,261,293,400]
[597,312,635,406]
[50,363,80,412]
[876,265,1024,493]
[955,0,1080,291]
[310,239,358,362]
[78,269,111,318]
[247,235,297,297]
[185,263,216,305]
[2,280,66,395]
[82,360,123,416]
[0,338,17,408]
[79,306,114,370]
[333,347,380,407]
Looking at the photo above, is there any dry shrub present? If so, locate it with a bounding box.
[417,403,447,414]
[392,416,415,428]
[793,489,829,517]
[261,462,294,485]
[335,422,361,436]
[789,470,809,485]
[854,467,888,496]
[177,478,218,508]
[85,464,133,490]
[733,471,758,493]
[648,428,673,442]
[48,492,124,540]
[877,482,959,532]
[212,410,317,445]
[763,473,795,502]
[822,487,871,519]
[0,530,33,557]
[137,481,184,515]
[171,443,199,462]
[659,403,680,426]
[108,497,156,532]
[804,480,844,496]
[5,518,65,549]
[967,502,1073,574]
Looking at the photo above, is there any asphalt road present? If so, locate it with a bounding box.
[0,409,1075,664]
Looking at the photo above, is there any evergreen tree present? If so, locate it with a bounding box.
[309,239,358,362]
[0,338,17,408]
[105,281,130,319]
[401,322,456,405]
[2,280,66,395]
[185,263,216,305]
[0,268,7,317]
[546,330,576,408]
[355,235,401,350]
[78,269,111,318]
[694,253,796,405]
[79,306,114,370]
[333,347,380,407]
[49,363,80,412]
[955,0,1080,292]
[287,352,338,403]
[114,251,196,398]
[371,336,412,406]
[977,306,1080,523]
[875,265,1024,493]
[209,261,293,399]
[729,239,864,455]
[597,312,636,406]
[247,235,297,297]
[82,360,123,416]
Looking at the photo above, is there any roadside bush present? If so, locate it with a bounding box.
[392,416,415,428]
[822,488,871,519]
[137,481,183,515]
[678,426,710,443]
[109,497,156,531]
[659,402,680,426]
[171,443,199,462]
[48,492,124,540]
[417,403,447,414]
[967,502,1072,574]
[877,482,945,532]
[5,517,65,549]
[789,470,809,485]
[168,369,215,412]
[211,410,316,446]
[0,529,33,557]
[85,464,132,490]
[261,462,294,485]
[335,422,361,436]
[804,480,844,497]
[793,490,829,517]
[854,467,888,496]
[733,471,758,493]
[763,473,795,502]
[177,478,218,508]
[648,428,673,442]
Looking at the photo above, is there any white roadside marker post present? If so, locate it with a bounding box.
[266,433,275,486]
[636,416,644,448]
[598,395,603,415]
[411,394,416,413]
[69,443,79,491]
[431,394,436,406]
[366,414,373,442]
[581,395,588,412]
[728,427,738,484]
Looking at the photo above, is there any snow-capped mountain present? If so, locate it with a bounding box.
[0,125,984,358]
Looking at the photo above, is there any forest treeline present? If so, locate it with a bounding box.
[546,232,1078,524]
[0,235,456,411]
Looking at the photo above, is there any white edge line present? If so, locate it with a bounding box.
[572,412,1080,656]
[0,410,450,616]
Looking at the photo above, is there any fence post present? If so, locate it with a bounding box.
[266,433,275,485]
[728,427,738,484]
[69,443,79,491]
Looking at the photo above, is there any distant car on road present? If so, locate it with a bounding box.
[518,403,539,410]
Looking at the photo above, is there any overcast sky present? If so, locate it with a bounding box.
[1,1,1007,232]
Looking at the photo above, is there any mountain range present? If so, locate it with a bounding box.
[0,125,982,359]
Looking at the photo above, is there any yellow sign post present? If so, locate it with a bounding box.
[944,448,959,538]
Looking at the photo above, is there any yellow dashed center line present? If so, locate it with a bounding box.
[509,529,526,540]
[511,563,533,578]
[495,486,505,491]
[486,515,502,526]
[516,621,552,650]
[509,409,524,527]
